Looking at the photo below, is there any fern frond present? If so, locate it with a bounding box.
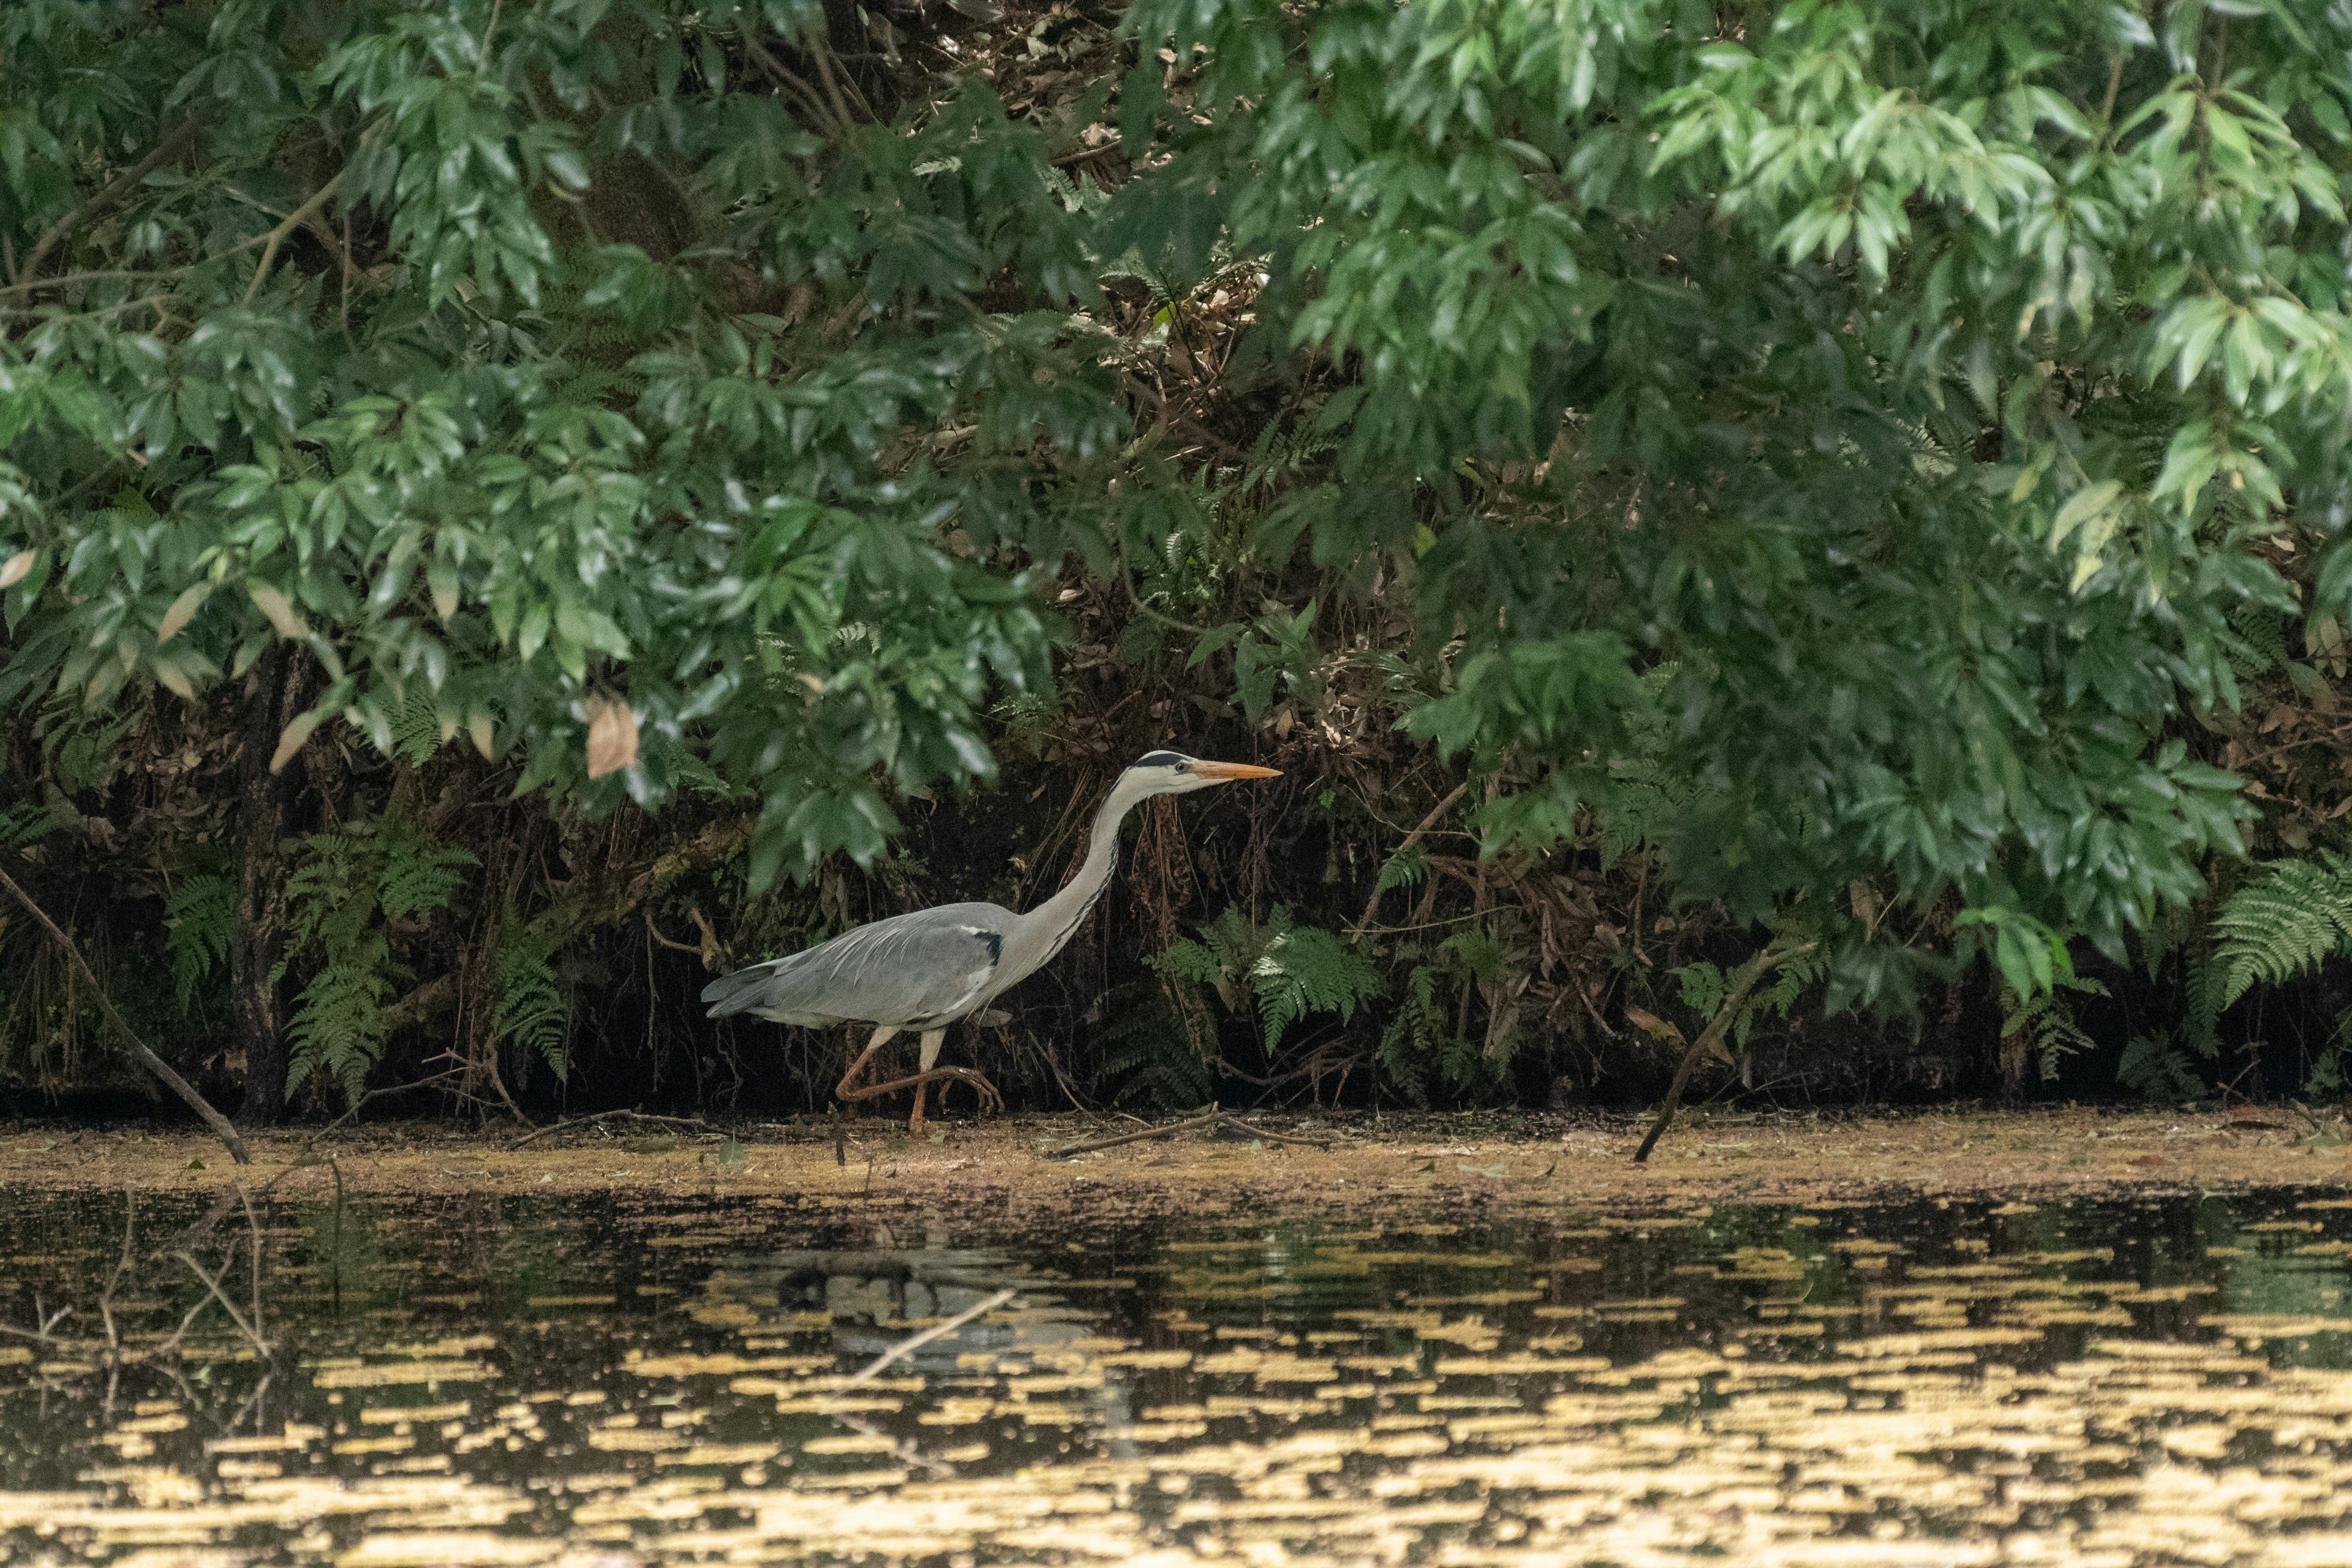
[376,817,476,923]
[2212,853,2352,1010]
[287,933,393,1102]
[0,801,50,852]
[1999,975,2108,1082]
[388,687,448,767]
[165,870,236,1012]
[1377,965,1448,1108]
[1251,913,1379,1052]
[1100,981,1212,1110]
[492,924,568,1082]
[2119,1032,2204,1102]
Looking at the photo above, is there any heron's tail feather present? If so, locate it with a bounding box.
[701,960,785,1017]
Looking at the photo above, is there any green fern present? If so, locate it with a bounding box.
[1999,974,2109,1083]
[2117,953,2223,1102]
[388,686,448,767]
[1377,965,1450,1107]
[2119,1032,2206,1101]
[2212,853,2352,1009]
[1100,980,1213,1109]
[287,933,394,1101]
[375,815,477,923]
[491,919,568,1082]
[165,869,236,1012]
[281,811,476,1105]
[1251,913,1380,1052]
[1671,940,1826,1052]
[1153,904,1380,1054]
[0,801,50,852]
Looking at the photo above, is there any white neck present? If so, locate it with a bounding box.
[1005,772,1156,979]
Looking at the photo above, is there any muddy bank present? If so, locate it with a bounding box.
[2,1109,2343,1218]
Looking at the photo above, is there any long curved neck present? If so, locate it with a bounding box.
[1010,779,1147,974]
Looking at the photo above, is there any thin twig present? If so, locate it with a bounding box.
[17,121,196,285]
[0,866,249,1164]
[243,171,345,303]
[279,1066,469,1171]
[172,1251,268,1355]
[508,1109,721,1149]
[1046,1106,1330,1158]
[845,1288,1016,1385]
[1349,782,1469,943]
[1632,943,1815,1165]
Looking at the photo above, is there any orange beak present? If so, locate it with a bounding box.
[1191,761,1282,780]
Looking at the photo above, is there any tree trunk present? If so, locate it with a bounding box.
[231,647,300,1127]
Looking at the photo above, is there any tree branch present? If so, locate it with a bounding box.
[17,121,197,286]
[244,172,345,303]
[0,866,250,1165]
[1351,782,1468,943]
[1632,943,1815,1164]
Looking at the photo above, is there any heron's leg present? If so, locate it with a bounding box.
[834,1025,900,1106]
[907,1028,946,1136]
[857,1029,1004,1127]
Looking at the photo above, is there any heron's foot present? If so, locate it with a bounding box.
[856,1066,1005,1129]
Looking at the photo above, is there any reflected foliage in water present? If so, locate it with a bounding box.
[5,1183,2352,1563]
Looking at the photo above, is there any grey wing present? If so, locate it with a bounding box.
[700,903,1016,1027]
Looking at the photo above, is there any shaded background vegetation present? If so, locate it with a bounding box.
[13,0,2352,1128]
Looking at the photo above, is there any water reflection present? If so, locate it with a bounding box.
[4,1185,2352,1562]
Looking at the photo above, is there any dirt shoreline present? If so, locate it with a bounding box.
[1,1107,2345,1218]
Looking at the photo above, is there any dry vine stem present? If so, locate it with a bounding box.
[1047,1104,1332,1158]
[1632,943,1816,1165]
[0,865,250,1164]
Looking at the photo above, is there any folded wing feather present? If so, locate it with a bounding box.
[699,903,1017,1028]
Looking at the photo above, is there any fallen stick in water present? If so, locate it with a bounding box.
[846,1287,1017,1385]
[1047,1105,1331,1158]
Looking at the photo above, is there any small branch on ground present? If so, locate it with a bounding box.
[1047,1105,1332,1158]
[508,1109,722,1150]
[0,866,249,1165]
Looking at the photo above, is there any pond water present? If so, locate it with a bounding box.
[4,1179,2352,1566]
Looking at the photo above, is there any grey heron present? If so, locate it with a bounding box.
[702,752,1281,1131]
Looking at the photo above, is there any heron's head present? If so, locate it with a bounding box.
[1123,750,1282,797]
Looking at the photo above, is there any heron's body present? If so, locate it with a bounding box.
[703,751,1277,1129]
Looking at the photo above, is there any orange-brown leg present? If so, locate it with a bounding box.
[835,1026,1003,1130]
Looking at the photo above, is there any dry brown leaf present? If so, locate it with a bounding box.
[1623,1005,1683,1044]
[271,708,325,774]
[248,582,307,639]
[157,582,211,642]
[586,695,639,779]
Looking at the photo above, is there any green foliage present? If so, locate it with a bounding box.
[2211,853,2352,1011]
[281,813,476,1103]
[17,0,2352,1112]
[1253,913,1382,1053]
[1100,979,1214,1109]
[1672,942,1824,1053]
[0,801,48,853]
[164,867,236,1014]
[0,0,1096,892]
[491,918,569,1084]
[1154,904,1381,1054]
[1999,974,2109,1084]
[1376,962,1510,1106]
[2119,955,2226,1102]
